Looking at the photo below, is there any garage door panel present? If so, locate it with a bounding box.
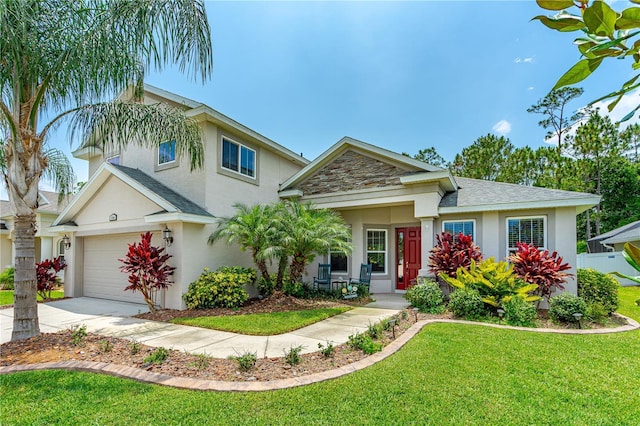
[83,233,151,304]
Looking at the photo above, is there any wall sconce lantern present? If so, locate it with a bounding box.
[162,226,173,247]
[62,234,71,249]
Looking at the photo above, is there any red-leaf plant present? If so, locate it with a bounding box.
[36,256,66,300]
[119,231,176,312]
[428,232,483,278]
[509,242,572,305]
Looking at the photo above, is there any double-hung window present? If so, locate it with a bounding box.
[443,220,475,241]
[366,229,387,274]
[158,140,176,165]
[507,216,546,255]
[222,137,255,178]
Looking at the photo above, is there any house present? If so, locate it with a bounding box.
[588,220,640,252]
[50,85,600,309]
[1,191,70,272]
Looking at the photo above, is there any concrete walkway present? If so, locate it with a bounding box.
[0,295,408,358]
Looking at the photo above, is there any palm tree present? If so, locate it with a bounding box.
[208,203,274,283]
[279,201,352,283]
[1,0,212,341]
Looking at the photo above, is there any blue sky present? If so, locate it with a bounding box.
[1,1,636,199]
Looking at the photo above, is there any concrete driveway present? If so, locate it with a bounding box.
[0,296,406,358]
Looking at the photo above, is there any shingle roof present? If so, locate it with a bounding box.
[439,177,597,209]
[112,165,212,217]
[589,220,640,244]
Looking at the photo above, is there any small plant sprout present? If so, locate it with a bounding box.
[284,345,304,366]
[144,347,170,365]
[318,341,335,358]
[70,324,87,346]
[129,340,142,355]
[229,351,257,372]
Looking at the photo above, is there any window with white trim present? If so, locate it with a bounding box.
[367,229,387,274]
[158,140,176,165]
[507,216,546,255]
[443,220,475,241]
[329,228,351,274]
[222,137,255,178]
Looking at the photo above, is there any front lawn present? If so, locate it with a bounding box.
[171,307,352,335]
[1,286,639,425]
[0,290,64,306]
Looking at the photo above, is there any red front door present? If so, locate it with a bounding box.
[396,227,421,290]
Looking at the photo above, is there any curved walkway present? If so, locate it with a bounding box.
[1,315,637,392]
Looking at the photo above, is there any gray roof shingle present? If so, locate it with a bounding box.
[113,165,213,217]
[439,177,596,209]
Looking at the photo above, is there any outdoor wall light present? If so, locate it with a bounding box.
[162,226,173,247]
[62,235,71,249]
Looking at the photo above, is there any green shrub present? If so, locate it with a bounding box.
[548,293,587,323]
[0,267,14,290]
[347,332,382,355]
[229,351,257,372]
[586,302,608,324]
[182,266,254,309]
[502,296,537,327]
[257,273,277,297]
[448,288,486,320]
[70,324,87,346]
[404,279,444,313]
[284,345,304,366]
[318,341,335,358]
[577,269,619,316]
[144,347,170,364]
[366,322,383,339]
[282,280,306,298]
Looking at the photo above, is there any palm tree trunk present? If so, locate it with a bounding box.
[289,255,306,283]
[11,213,40,341]
[276,255,288,290]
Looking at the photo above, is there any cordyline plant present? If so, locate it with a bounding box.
[36,256,66,300]
[508,242,572,305]
[119,232,175,312]
[428,232,483,278]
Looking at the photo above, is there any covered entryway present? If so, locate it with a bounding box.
[83,233,150,304]
[396,226,421,290]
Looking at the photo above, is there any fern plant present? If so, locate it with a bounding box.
[440,258,539,309]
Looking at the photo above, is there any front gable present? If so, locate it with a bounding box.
[296,149,414,196]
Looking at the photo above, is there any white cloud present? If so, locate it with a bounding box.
[527,86,535,91]
[514,57,534,64]
[492,120,512,135]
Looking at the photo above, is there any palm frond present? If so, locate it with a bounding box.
[41,147,76,199]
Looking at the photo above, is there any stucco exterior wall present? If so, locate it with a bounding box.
[0,233,12,270]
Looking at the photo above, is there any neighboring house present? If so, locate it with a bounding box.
[578,220,640,286]
[1,191,70,271]
[588,220,640,252]
[50,86,600,309]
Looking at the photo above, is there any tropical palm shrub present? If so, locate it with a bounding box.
[509,242,572,303]
[440,258,540,309]
[548,293,587,324]
[119,232,175,312]
[448,288,486,319]
[404,279,444,313]
[182,266,254,309]
[36,257,66,300]
[428,232,483,278]
[577,269,619,316]
[0,267,15,290]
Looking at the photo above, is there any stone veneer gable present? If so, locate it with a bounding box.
[295,149,412,195]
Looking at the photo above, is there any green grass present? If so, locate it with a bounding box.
[1,287,639,425]
[0,290,64,306]
[171,307,352,335]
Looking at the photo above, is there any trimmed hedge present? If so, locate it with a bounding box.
[577,268,619,316]
[183,266,255,309]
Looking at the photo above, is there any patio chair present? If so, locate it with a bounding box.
[313,264,332,291]
[349,263,372,289]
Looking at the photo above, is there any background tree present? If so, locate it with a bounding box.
[450,134,514,181]
[620,123,640,163]
[527,87,584,156]
[1,0,213,341]
[403,147,449,168]
[534,1,640,121]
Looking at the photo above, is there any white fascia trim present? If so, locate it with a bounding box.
[144,84,202,108]
[278,189,303,198]
[186,105,309,167]
[47,225,79,234]
[72,146,103,160]
[400,171,457,191]
[438,196,601,214]
[144,212,216,225]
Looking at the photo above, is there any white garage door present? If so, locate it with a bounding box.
[83,233,151,304]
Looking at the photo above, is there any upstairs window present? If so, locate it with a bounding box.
[158,140,176,165]
[507,216,546,255]
[222,137,255,178]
